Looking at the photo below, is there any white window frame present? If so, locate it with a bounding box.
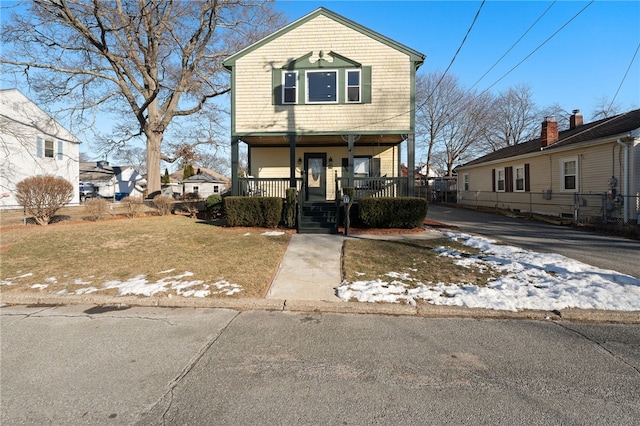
[514,165,525,192]
[282,71,298,105]
[560,157,578,191]
[346,69,361,103]
[496,168,505,192]
[463,173,469,191]
[306,70,338,104]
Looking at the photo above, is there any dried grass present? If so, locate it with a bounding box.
[1,214,290,298]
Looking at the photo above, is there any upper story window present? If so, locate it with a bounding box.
[561,157,578,191]
[346,70,361,103]
[44,139,54,158]
[463,173,469,191]
[306,70,337,103]
[282,71,298,104]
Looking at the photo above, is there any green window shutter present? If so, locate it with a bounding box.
[36,137,43,158]
[370,157,381,177]
[57,140,63,160]
[361,66,372,104]
[272,69,282,105]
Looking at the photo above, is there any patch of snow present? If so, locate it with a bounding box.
[337,232,640,312]
[45,277,57,283]
[31,284,48,290]
[75,287,98,295]
[262,231,285,236]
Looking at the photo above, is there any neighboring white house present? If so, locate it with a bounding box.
[0,89,81,210]
[79,161,146,200]
[182,172,228,198]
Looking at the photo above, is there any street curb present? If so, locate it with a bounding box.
[1,292,639,323]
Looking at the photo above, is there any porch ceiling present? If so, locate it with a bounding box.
[239,134,405,147]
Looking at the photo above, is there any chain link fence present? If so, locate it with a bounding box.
[454,190,639,230]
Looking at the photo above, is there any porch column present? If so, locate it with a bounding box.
[348,134,355,187]
[289,133,297,188]
[231,136,239,196]
[407,133,415,196]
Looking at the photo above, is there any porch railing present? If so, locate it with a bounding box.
[338,177,409,200]
[238,177,302,198]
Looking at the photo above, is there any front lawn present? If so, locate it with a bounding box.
[0,214,290,298]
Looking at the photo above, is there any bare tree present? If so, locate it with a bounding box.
[483,84,539,151]
[111,146,147,175]
[1,0,284,194]
[415,72,467,175]
[439,90,494,176]
[591,97,622,120]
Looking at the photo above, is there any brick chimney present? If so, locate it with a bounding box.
[540,116,558,147]
[570,109,583,129]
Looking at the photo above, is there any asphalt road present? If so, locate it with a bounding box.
[2,305,639,425]
[427,204,640,279]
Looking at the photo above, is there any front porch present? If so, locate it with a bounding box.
[237,175,410,201]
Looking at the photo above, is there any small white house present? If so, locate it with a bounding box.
[182,172,228,199]
[79,161,146,200]
[0,89,81,210]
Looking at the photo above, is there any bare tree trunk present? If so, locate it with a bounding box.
[146,131,162,195]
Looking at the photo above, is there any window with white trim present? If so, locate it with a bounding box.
[44,139,54,158]
[306,70,337,103]
[560,157,578,191]
[496,168,505,192]
[282,71,297,104]
[346,69,361,103]
[463,173,469,191]
[514,166,525,191]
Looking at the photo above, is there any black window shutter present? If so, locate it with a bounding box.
[492,169,496,192]
[524,163,530,192]
[505,166,513,192]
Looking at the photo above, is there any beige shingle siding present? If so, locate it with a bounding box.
[233,15,412,134]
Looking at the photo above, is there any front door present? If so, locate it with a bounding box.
[304,153,326,201]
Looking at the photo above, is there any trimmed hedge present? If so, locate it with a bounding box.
[358,197,427,228]
[284,188,297,228]
[225,196,283,227]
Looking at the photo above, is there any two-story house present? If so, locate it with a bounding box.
[223,8,425,216]
[0,89,81,210]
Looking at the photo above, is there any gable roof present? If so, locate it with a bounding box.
[170,167,230,183]
[223,7,425,70]
[459,109,640,168]
[0,88,82,145]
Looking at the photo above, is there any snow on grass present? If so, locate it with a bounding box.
[262,231,285,236]
[336,232,640,312]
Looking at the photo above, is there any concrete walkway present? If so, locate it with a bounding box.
[267,234,344,301]
[266,231,446,302]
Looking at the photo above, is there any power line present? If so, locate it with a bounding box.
[480,0,594,94]
[609,41,640,110]
[417,0,485,111]
[469,1,556,91]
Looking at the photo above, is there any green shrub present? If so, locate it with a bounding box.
[284,188,297,228]
[358,197,427,228]
[225,197,283,227]
[205,194,223,212]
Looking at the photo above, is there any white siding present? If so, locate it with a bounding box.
[0,89,81,210]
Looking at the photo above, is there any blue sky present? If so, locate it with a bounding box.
[276,0,640,120]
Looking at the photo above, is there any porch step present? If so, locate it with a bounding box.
[299,202,338,234]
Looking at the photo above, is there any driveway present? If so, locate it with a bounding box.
[427,204,639,279]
